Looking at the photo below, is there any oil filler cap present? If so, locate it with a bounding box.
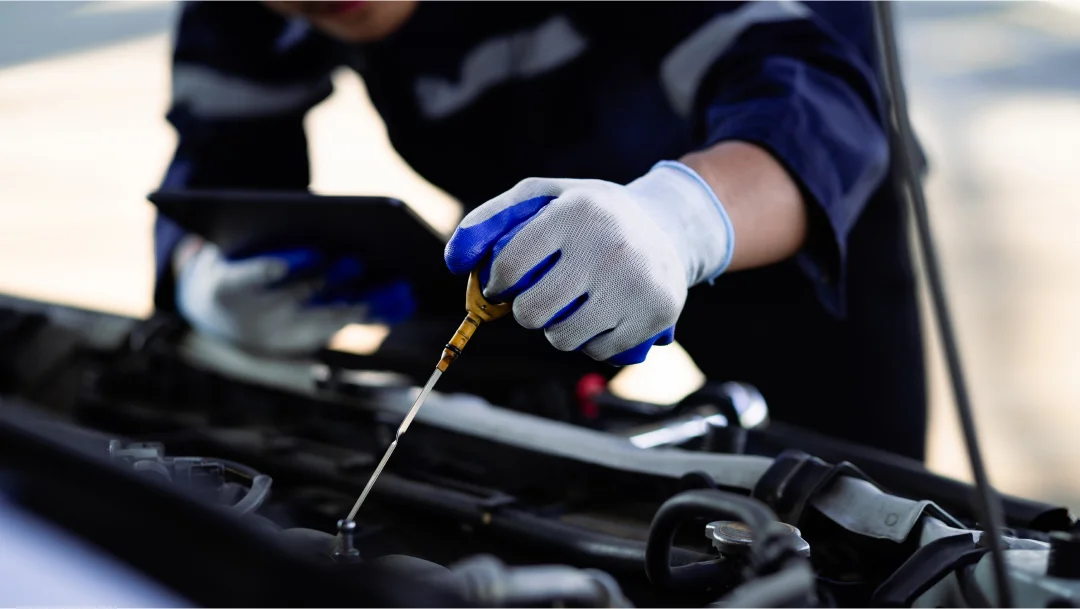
[706,520,811,558]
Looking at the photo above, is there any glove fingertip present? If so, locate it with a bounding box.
[444,195,557,275]
[605,326,675,366]
[654,325,676,346]
[444,238,488,276]
[606,344,651,367]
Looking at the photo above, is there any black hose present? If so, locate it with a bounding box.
[871,3,1014,607]
[644,489,792,592]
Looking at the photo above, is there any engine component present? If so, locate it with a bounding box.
[909,526,1080,609]
[752,449,882,528]
[625,410,732,450]
[358,552,631,607]
[684,381,770,429]
[625,382,769,450]
[370,555,451,579]
[107,440,272,515]
[312,364,413,399]
[447,555,633,608]
[277,527,338,562]
[873,533,990,606]
[7,292,1080,608]
[1049,532,1080,580]
[709,559,817,608]
[645,488,812,599]
[704,418,747,455]
[706,520,810,559]
[333,519,361,563]
[0,405,465,607]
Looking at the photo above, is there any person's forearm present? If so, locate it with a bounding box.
[681,141,808,273]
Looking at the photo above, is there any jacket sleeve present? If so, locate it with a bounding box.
[628,1,889,317]
[154,1,343,310]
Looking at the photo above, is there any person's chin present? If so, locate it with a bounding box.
[308,1,416,43]
[326,1,368,16]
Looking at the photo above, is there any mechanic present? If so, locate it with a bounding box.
[154,1,927,460]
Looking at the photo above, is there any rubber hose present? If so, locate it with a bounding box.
[215,458,263,481]
[232,474,272,515]
[644,489,788,592]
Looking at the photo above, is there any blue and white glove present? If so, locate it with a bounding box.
[175,239,415,355]
[444,161,735,366]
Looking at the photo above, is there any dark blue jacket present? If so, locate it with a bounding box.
[157,1,887,313]
[155,1,926,458]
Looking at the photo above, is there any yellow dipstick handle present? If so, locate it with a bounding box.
[437,269,512,372]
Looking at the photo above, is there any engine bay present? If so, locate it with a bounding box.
[1,294,1078,608]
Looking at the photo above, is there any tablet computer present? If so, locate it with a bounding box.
[148,189,453,290]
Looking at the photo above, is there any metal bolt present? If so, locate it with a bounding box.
[334,519,361,562]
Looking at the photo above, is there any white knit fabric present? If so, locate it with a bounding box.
[456,162,733,361]
[175,242,371,355]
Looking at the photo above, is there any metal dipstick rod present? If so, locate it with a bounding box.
[333,269,511,549]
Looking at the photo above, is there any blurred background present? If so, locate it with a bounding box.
[0,1,1077,508]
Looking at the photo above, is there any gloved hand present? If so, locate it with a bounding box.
[175,239,415,355]
[444,161,734,366]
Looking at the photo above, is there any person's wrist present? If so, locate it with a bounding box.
[172,235,206,277]
[627,161,735,286]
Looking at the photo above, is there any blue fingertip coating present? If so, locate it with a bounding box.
[445,196,556,275]
[322,255,366,289]
[653,326,676,346]
[305,255,368,305]
[364,280,417,325]
[606,325,676,366]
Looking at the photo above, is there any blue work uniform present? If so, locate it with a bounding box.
[155,1,926,460]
